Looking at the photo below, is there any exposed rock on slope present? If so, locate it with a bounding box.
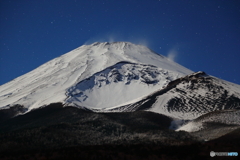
[108,71,240,120]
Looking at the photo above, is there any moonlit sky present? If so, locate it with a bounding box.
[0,0,240,85]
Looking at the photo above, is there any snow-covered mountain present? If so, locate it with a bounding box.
[1,41,240,144]
[107,71,240,120]
[1,41,240,158]
[0,42,192,112]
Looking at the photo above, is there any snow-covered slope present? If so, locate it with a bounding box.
[109,71,240,120]
[0,42,192,112]
[65,62,181,109]
[147,72,240,120]
[177,109,240,132]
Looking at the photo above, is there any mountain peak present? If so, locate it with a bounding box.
[91,41,134,46]
[0,41,192,111]
[87,41,148,51]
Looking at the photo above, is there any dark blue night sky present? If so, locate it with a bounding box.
[1,0,240,85]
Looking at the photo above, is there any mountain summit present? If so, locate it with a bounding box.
[0,42,192,112]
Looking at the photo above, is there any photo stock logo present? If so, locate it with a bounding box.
[210,151,238,157]
[210,151,215,157]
